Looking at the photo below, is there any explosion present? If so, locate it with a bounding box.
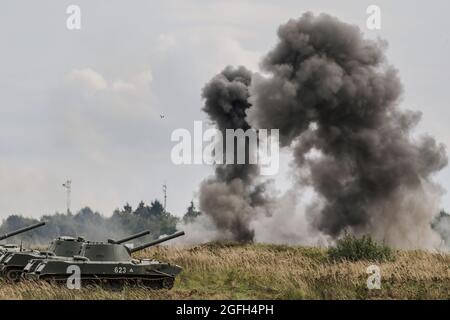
[194,13,447,248]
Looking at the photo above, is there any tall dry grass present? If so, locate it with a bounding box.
[0,243,448,299]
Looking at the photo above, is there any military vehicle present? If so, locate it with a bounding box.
[24,230,185,289]
[0,222,46,254]
[0,230,151,282]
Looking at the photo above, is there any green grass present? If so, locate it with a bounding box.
[0,243,448,299]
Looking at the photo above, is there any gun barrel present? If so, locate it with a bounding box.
[131,231,185,253]
[110,230,151,244]
[0,222,45,241]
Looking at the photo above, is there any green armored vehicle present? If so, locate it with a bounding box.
[24,231,185,289]
[0,230,150,282]
[0,222,46,254]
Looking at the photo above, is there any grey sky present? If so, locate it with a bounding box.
[0,0,449,219]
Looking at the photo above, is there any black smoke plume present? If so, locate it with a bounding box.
[199,13,447,247]
[199,66,270,242]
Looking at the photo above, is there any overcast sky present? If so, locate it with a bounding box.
[0,0,449,219]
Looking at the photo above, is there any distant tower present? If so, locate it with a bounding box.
[62,180,71,214]
[162,183,167,212]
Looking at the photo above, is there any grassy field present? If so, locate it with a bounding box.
[0,243,448,300]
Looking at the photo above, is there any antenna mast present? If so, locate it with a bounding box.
[163,183,167,212]
[62,179,71,214]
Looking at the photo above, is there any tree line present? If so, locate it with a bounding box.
[0,203,448,247]
[0,200,202,246]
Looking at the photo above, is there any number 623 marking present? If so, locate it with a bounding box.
[114,267,127,274]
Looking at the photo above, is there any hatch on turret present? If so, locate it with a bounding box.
[48,237,85,257]
[80,243,131,261]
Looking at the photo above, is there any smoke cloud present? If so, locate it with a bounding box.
[196,13,448,248]
[199,66,273,242]
[432,210,450,249]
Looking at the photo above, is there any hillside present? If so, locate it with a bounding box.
[0,243,448,299]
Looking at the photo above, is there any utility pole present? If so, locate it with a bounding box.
[162,183,167,212]
[62,180,71,214]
